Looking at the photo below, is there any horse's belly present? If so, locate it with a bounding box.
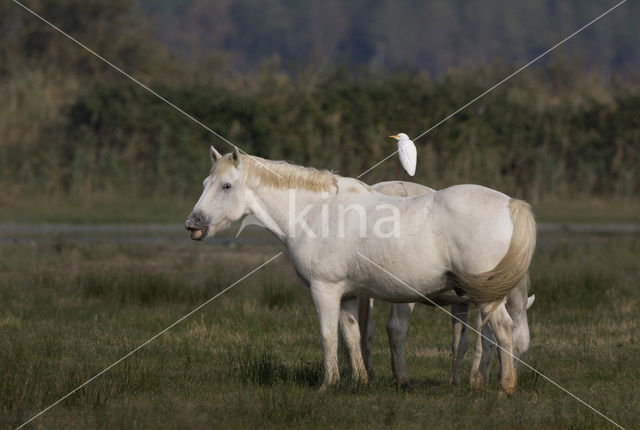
[350,264,449,303]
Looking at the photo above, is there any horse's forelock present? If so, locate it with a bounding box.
[209,153,237,176]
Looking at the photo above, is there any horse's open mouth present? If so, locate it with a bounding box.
[190,226,209,241]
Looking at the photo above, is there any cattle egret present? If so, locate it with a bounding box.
[390,133,417,176]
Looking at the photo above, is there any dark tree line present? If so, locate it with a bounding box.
[141,0,640,78]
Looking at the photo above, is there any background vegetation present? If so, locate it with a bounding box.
[1,0,639,222]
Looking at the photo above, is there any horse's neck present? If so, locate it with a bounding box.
[244,188,288,242]
[245,184,334,243]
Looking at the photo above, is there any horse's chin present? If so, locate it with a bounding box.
[190,220,231,241]
[190,226,209,241]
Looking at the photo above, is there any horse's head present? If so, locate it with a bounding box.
[185,146,249,240]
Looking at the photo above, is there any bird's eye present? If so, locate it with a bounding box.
[222,183,232,190]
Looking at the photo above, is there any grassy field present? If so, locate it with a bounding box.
[1,232,639,429]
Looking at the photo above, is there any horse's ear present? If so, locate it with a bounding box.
[232,147,241,167]
[210,146,222,162]
[526,294,535,310]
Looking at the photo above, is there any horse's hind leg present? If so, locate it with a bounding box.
[386,302,415,387]
[482,301,517,396]
[449,303,469,385]
[340,296,368,385]
[469,305,499,390]
[310,281,344,391]
[469,309,485,389]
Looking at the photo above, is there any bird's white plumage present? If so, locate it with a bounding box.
[391,133,417,176]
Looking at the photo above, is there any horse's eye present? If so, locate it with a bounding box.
[222,183,232,190]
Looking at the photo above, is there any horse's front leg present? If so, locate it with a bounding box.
[310,281,344,391]
[386,302,415,387]
[340,296,368,385]
[506,276,533,369]
[449,303,469,385]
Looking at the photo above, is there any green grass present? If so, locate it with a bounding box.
[1,234,639,429]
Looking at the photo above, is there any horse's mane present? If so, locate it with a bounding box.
[242,154,340,192]
[213,153,340,192]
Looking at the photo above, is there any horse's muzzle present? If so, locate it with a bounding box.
[185,213,209,241]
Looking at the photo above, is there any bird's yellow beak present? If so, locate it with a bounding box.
[389,135,399,139]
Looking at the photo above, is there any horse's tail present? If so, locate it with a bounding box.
[451,198,536,303]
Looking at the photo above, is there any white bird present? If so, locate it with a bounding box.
[390,133,417,176]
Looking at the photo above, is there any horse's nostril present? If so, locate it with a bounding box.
[185,213,204,229]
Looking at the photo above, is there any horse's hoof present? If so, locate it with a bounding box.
[319,379,340,392]
[356,377,369,387]
[469,372,486,390]
[499,374,517,396]
[498,388,515,397]
[348,377,368,389]
[392,379,412,391]
[366,369,376,382]
[353,369,369,386]
[499,384,516,397]
[499,380,517,397]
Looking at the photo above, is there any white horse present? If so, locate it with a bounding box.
[186,148,536,395]
[358,181,535,388]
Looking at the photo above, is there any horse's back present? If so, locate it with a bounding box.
[371,181,435,197]
[433,184,510,209]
